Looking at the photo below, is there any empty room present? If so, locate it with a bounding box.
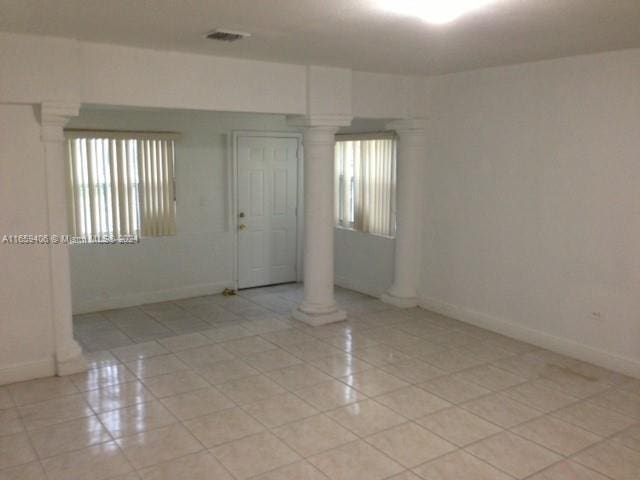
[1,1,639,479]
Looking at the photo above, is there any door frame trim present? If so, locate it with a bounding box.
[230,130,304,290]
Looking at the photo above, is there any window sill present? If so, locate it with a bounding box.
[334,225,395,240]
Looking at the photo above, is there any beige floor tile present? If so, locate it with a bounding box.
[8,377,78,406]
[212,431,300,480]
[466,432,562,479]
[588,388,640,419]
[351,344,412,366]
[28,415,111,458]
[0,432,36,469]
[259,329,317,347]
[454,365,526,391]
[528,460,611,480]
[392,339,448,359]
[367,422,456,468]
[175,344,236,369]
[512,416,601,456]
[111,342,169,362]
[428,331,479,348]
[501,380,579,412]
[141,370,208,398]
[413,450,514,480]
[612,424,640,452]
[266,363,334,390]
[201,325,253,343]
[323,333,380,352]
[541,366,611,398]
[418,406,502,446]
[0,461,46,480]
[282,341,346,361]
[116,423,202,469]
[84,350,120,369]
[98,400,177,438]
[455,342,514,363]
[40,441,132,480]
[340,368,409,396]
[569,363,632,386]
[294,380,364,411]
[309,353,373,378]
[573,441,640,480]
[309,439,403,480]
[125,354,189,379]
[0,387,13,410]
[462,393,542,428]
[387,472,422,480]
[156,333,212,352]
[138,451,233,480]
[218,375,286,405]
[250,460,329,479]
[327,399,407,436]
[621,380,640,397]
[183,407,264,448]
[0,408,23,436]
[195,359,259,384]
[243,392,318,427]
[419,375,491,404]
[272,414,357,457]
[552,401,636,436]
[83,381,152,414]
[160,387,233,421]
[381,359,445,384]
[219,336,277,355]
[375,386,451,419]
[69,364,136,392]
[491,354,550,379]
[19,394,93,430]
[421,350,485,373]
[242,348,303,372]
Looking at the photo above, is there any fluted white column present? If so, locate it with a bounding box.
[288,115,352,326]
[381,119,427,308]
[40,102,87,376]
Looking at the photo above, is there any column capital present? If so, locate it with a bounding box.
[287,114,353,129]
[386,118,427,136]
[40,102,80,142]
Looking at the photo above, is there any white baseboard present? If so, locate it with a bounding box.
[335,276,386,299]
[73,281,235,314]
[0,357,55,386]
[419,295,640,379]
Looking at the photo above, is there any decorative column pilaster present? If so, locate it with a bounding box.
[381,119,427,308]
[40,102,87,376]
[288,115,352,326]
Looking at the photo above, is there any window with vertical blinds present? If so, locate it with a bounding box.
[65,131,177,243]
[335,133,397,237]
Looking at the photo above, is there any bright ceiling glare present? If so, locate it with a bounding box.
[378,0,497,24]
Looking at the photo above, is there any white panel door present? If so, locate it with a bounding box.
[237,136,298,289]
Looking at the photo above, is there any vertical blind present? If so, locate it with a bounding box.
[335,134,397,237]
[66,131,177,242]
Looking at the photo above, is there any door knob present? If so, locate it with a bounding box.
[238,224,247,230]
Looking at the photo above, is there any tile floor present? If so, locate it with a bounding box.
[1,283,640,479]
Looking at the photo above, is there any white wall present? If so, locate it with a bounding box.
[0,105,57,384]
[420,48,640,376]
[334,228,394,297]
[67,107,297,313]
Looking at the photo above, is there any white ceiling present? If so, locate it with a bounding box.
[1,0,639,75]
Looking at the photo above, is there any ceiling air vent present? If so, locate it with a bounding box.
[205,29,251,42]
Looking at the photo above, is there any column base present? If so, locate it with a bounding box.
[55,351,87,376]
[380,291,419,308]
[292,305,347,326]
